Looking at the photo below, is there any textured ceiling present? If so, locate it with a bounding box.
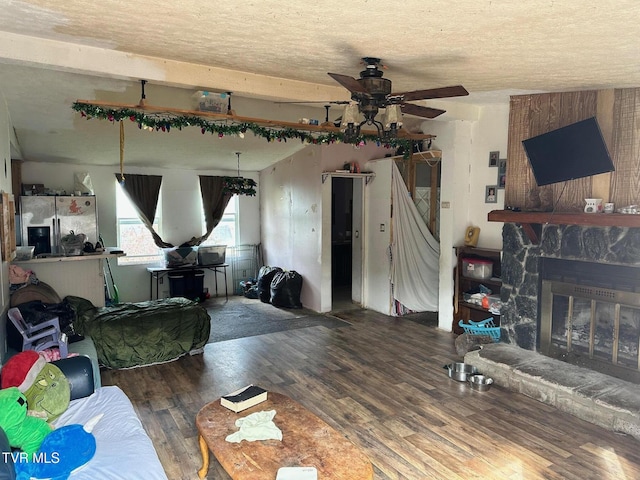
[0,0,639,172]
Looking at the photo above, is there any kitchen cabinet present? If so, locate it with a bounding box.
[453,246,502,334]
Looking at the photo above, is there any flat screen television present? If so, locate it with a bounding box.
[522,117,614,186]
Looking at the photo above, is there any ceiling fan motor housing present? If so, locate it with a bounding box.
[358,77,392,101]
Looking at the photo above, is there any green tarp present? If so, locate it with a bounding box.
[66,296,211,369]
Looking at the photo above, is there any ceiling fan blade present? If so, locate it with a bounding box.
[274,100,351,105]
[400,103,446,119]
[328,73,369,94]
[395,85,469,102]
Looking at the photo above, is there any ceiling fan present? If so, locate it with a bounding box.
[328,57,468,136]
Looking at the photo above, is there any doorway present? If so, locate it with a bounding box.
[331,177,364,311]
[394,154,441,240]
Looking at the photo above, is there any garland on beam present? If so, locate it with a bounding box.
[71,102,415,156]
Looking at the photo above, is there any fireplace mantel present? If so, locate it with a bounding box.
[488,210,640,243]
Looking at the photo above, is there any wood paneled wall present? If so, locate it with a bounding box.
[505,88,640,211]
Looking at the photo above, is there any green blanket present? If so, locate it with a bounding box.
[66,296,211,369]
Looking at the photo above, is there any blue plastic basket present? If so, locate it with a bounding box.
[458,318,501,342]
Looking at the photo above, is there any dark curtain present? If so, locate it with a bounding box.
[115,173,173,248]
[191,175,232,246]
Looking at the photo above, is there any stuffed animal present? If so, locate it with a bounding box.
[0,387,52,456]
[14,414,102,480]
[1,351,71,422]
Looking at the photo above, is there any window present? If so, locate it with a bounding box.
[116,181,163,265]
[200,196,237,247]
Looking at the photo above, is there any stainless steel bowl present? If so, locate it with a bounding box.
[444,362,479,382]
[468,374,494,392]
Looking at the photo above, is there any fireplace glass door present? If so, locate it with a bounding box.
[541,279,640,382]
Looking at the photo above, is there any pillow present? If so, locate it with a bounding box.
[52,355,95,400]
[1,351,71,422]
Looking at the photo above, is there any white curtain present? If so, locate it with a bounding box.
[390,161,440,312]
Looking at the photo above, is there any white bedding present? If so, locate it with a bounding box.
[52,386,168,480]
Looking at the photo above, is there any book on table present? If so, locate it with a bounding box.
[220,385,268,412]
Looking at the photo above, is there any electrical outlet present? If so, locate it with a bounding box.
[441,201,451,209]
[380,223,385,232]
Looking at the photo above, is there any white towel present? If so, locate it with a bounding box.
[225,410,283,443]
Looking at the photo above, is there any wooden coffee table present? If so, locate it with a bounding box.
[195,392,374,480]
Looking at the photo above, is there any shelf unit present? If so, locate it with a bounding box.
[453,246,502,334]
[321,171,376,185]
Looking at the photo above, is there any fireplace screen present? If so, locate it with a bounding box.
[539,259,640,383]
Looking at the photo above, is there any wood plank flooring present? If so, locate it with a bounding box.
[101,304,640,480]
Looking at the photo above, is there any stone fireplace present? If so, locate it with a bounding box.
[499,222,640,383]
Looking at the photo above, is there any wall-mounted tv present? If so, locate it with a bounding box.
[522,117,614,186]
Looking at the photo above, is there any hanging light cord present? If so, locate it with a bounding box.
[119,120,125,183]
[236,152,241,178]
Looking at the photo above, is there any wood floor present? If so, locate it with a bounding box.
[101,303,640,480]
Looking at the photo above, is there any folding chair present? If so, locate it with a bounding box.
[7,307,68,358]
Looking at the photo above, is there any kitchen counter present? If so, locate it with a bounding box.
[13,252,125,306]
[14,252,125,264]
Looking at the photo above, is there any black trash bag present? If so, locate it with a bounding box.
[244,285,259,299]
[15,299,81,339]
[7,299,82,351]
[270,270,303,308]
[257,266,283,303]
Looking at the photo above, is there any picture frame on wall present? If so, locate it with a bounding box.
[498,159,507,188]
[489,151,499,167]
[485,185,497,203]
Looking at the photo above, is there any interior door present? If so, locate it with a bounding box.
[351,178,364,303]
[325,175,366,311]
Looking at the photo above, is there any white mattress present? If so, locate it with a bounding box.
[52,386,168,480]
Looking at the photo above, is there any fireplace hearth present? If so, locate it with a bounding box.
[498,222,640,383]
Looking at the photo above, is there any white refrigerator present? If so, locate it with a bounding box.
[20,195,99,256]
